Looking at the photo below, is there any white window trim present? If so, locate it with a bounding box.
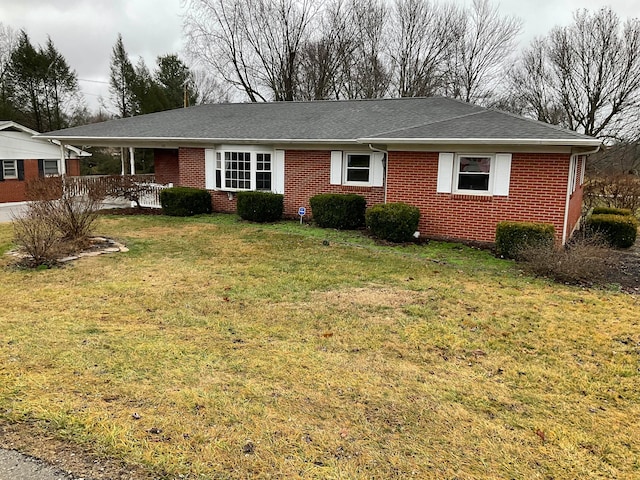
[2,160,18,179]
[43,159,60,176]
[343,151,373,187]
[453,153,495,195]
[213,145,276,192]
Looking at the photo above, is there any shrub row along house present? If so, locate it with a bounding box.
[38,97,601,244]
[0,121,88,204]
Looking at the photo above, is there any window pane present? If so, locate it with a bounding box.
[458,173,489,191]
[347,169,370,182]
[3,160,17,178]
[43,160,59,175]
[459,157,490,173]
[348,154,370,168]
[223,151,251,190]
[257,172,271,190]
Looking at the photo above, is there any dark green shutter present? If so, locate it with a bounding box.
[17,160,25,181]
[38,159,44,177]
[0,161,4,181]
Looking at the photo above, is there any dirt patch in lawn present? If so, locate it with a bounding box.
[602,243,640,293]
[0,422,155,480]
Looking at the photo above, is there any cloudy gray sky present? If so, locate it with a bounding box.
[1,0,639,112]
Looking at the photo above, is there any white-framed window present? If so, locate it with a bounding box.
[330,150,385,187]
[344,152,371,185]
[43,159,59,176]
[2,160,18,179]
[208,147,274,192]
[455,154,493,193]
[437,152,511,196]
[224,151,251,190]
[256,153,272,191]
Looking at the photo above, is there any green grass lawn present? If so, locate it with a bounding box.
[0,214,639,479]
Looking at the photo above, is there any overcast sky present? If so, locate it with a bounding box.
[1,0,639,112]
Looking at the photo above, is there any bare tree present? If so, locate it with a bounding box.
[339,0,390,99]
[184,0,320,101]
[0,23,17,118]
[508,39,569,125]
[389,0,459,97]
[297,0,354,100]
[443,0,521,105]
[190,69,231,104]
[508,7,640,140]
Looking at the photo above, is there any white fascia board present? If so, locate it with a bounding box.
[356,137,602,147]
[35,134,602,150]
[34,136,365,149]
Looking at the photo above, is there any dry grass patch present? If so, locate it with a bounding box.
[0,215,639,479]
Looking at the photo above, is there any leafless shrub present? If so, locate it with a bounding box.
[23,176,107,242]
[12,210,61,266]
[518,234,614,285]
[583,173,640,214]
[102,175,155,208]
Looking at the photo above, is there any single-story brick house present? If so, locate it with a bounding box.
[38,97,601,244]
[0,121,89,203]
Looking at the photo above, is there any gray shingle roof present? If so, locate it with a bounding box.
[38,96,599,147]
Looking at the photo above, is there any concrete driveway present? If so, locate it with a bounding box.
[0,202,27,223]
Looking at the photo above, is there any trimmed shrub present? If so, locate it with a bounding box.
[365,202,420,243]
[237,191,283,223]
[495,221,555,259]
[591,206,633,216]
[585,214,638,248]
[309,193,366,230]
[160,187,212,216]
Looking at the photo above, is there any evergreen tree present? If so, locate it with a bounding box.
[108,34,137,117]
[6,31,82,131]
[156,54,197,109]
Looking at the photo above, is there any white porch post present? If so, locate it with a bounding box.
[59,143,67,175]
[120,148,125,175]
[129,147,136,175]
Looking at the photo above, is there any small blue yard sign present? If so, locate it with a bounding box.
[298,206,306,224]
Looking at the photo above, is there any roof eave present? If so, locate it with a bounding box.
[34,135,364,148]
[357,137,602,147]
[36,134,602,149]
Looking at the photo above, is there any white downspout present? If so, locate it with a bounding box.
[59,143,67,176]
[368,144,388,204]
[562,145,601,244]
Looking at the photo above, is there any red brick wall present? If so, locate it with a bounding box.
[178,148,206,188]
[154,149,179,184]
[174,147,577,243]
[66,159,80,176]
[0,159,39,203]
[283,150,384,217]
[386,151,571,243]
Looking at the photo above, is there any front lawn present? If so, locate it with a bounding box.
[0,214,638,479]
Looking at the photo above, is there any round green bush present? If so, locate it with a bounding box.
[309,193,366,230]
[237,191,283,223]
[365,202,420,243]
[585,214,638,248]
[495,221,555,259]
[592,206,633,216]
[159,187,212,216]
